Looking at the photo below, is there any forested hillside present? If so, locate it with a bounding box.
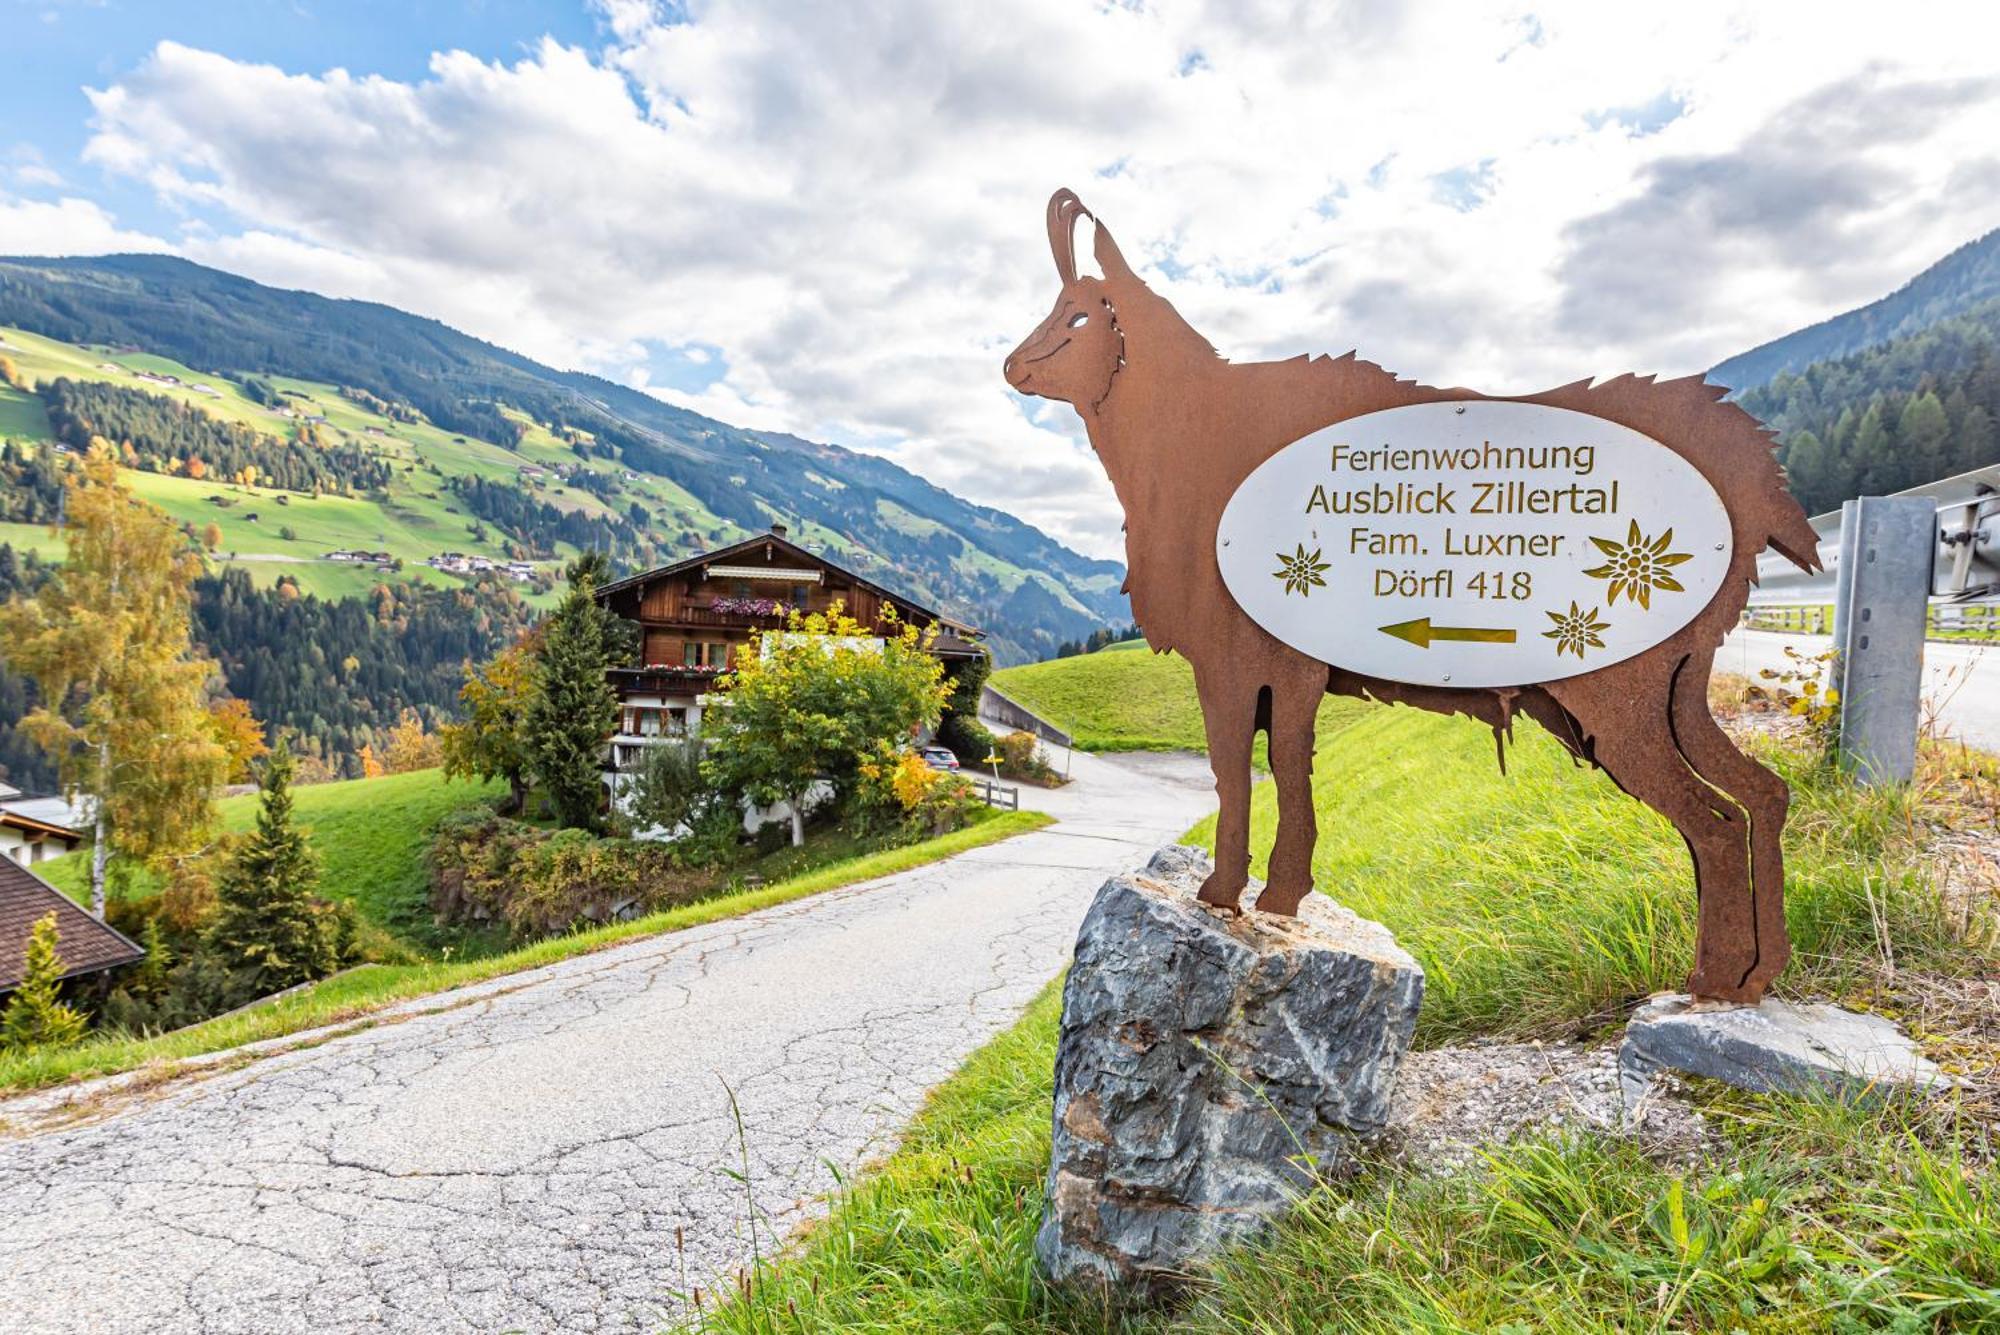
[1738,297,2000,515]
[0,546,533,789]
[1712,226,2000,393]
[41,377,391,493]
[0,254,1126,662]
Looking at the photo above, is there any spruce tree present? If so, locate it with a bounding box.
[1898,391,1951,478]
[525,570,618,832]
[205,740,334,1001]
[1,913,87,1051]
[1779,429,1830,513]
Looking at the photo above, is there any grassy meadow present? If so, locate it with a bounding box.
[688,704,1999,1333]
[1186,705,1968,1046]
[37,768,506,960]
[991,643,1366,755]
[0,322,736,602]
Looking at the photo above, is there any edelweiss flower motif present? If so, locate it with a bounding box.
[1272,543,1330,597]
[1542,601,1611,659]
[1583,520,1694,609]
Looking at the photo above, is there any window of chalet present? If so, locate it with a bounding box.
[683,641,729,668]
[625,706,691,738]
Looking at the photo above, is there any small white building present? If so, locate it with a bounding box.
[0,785,84,867]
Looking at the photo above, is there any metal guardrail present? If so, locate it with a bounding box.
[969,777,1019,810]
[1751,460,2000,607]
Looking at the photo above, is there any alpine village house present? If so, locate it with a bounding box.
[591,524,985,788]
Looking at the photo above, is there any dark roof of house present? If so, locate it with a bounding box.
[0,857,145,991]
[596,527,982,636]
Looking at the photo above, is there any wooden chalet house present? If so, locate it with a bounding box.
[592,524,984,777]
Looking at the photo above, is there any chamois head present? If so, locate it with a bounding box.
[1004,189,1133,414]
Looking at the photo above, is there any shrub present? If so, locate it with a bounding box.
[993,730,1060,785]
[623,738,724,838]
[936,712,995,768]
[1,913,87,1051]
[856,746,977,840]
[702,604,949,846]
[428,810,730,939]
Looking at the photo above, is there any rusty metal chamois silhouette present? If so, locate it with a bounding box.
[1004,189,1823,1004]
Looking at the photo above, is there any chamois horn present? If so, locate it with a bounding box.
[1047,188,1090,284]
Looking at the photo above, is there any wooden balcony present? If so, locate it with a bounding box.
[667,604,789,630]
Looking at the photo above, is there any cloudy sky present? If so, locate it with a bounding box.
[5,0,2000,558]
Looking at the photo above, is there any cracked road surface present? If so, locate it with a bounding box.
[0,748,1216,1334]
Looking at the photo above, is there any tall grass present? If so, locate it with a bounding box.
[1187,1096,2000,1333]
[1185,706,1971,1045]
[689,1000,2000,1335]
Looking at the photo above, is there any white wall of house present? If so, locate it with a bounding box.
[0,826,74,866]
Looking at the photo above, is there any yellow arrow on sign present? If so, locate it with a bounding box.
[1378,617,1517,649]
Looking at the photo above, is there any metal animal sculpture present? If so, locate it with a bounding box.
[1004,189,1823,1004]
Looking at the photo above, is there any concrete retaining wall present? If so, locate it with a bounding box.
[980,683,1075,748]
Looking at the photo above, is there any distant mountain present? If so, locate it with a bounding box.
[1701,223,2000,517]
[1710,227,2000,394]
[1733,295,2000,515]
[0,254,1124,662]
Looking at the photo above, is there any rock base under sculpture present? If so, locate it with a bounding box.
[1620,992,1955,1114]
[1035,845,1423,1299]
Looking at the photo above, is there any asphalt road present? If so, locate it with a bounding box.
[1721,626,2000,753]
[0,748,1217,1335]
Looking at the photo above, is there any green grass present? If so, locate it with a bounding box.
[991,647,1364,754]
[0,808,1054,1096]
[686,988,2000,1334]
[38,768,506,959]
[0,325,593,602]
[1186,706,1971,1047]
[0,382,50,437]
[0,519,65,559]
[686,709,1995,1335]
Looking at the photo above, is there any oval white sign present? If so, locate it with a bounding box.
[1215,400,1733,689]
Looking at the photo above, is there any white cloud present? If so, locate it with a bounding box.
[0,192,168,255]
[59,0,2000,558]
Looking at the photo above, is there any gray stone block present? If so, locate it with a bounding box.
[1620,992,1956,1115]
[1035,845,1423,1299]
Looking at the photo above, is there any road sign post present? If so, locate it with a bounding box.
[1833,496,1934,785]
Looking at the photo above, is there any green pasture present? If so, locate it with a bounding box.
[992,644,1366,754]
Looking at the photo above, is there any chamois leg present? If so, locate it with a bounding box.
[1551,674,1761,1003]
[1253,680,1322,916]
[1669,653,1792,1000]
[1195,672,1258,912]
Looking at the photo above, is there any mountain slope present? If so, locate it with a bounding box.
[1733,295,2000,515]
[0,254,1124,662]
[1710,227,2000,393]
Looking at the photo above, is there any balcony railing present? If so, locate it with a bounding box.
[661,604,790,629]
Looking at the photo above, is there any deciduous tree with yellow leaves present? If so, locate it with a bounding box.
[0,444,229,917]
